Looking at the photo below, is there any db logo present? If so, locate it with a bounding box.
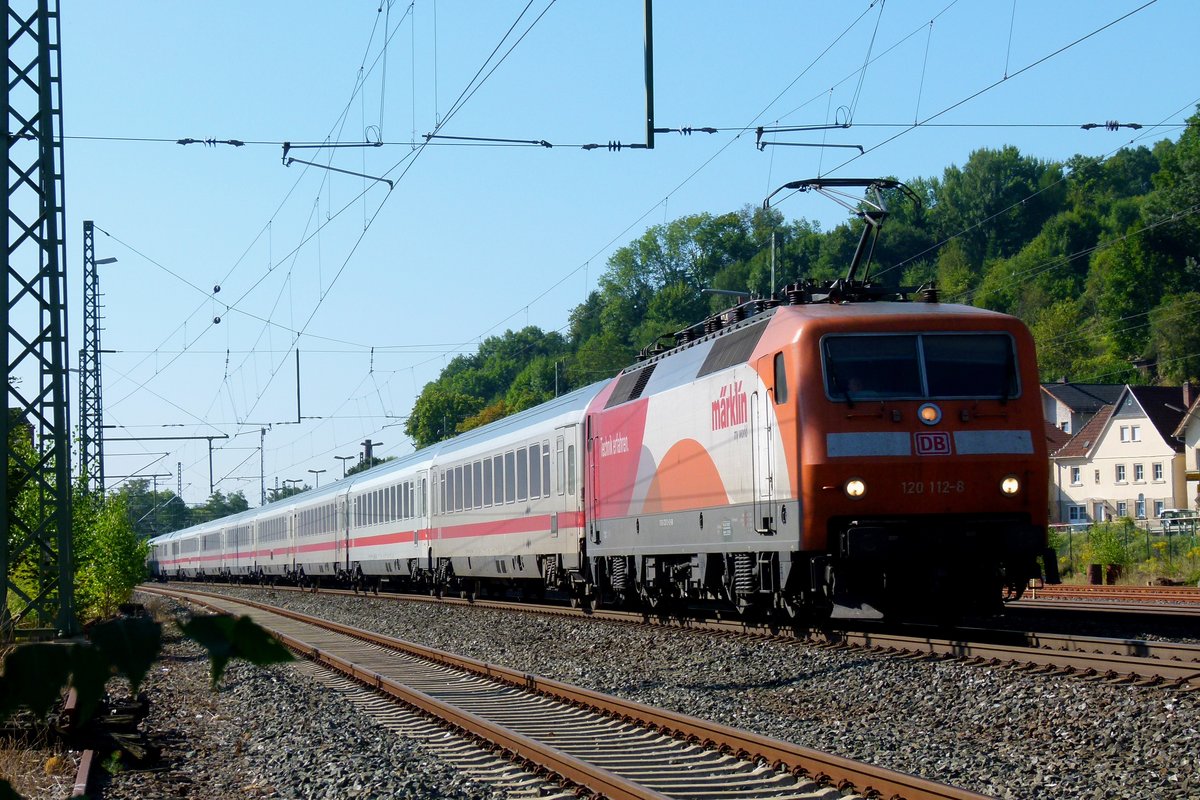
[914,431,952,456]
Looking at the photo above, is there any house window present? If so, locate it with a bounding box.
[1120,426,1129,442]
[1094,469,1100,484]
[1117,501,1128,517]
[1132,425,1141,442]
[1068,505,1087,522]
[1134,464,1144,482]
[1059,421,1069,432]
[1115,464,1126,483]
[1153,463,1163,481]
[1070,466,1081,485]
[1136,497,1146,519]
[1155,500,1165,518]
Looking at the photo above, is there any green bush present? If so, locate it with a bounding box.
[1083,521,1131,567]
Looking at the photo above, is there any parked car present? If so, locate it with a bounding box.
[1159,508,1199,533]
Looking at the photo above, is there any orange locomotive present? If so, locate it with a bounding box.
[584,293,1050,618]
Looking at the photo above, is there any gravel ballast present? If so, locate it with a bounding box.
[143,587,1198,799]
[102,598,502,800]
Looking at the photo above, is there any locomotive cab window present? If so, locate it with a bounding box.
[822,333,1018,401]
[773,352,788,405]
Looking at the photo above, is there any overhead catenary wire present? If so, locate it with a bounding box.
[104,3,1188,506]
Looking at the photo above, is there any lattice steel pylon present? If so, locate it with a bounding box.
[3,0,77,639]
[79,220,104,493]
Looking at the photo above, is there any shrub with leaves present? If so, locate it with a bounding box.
[1084,522,1132,566]
[0,612,292,800]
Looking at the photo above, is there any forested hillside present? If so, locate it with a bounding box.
[405,109,1200,449]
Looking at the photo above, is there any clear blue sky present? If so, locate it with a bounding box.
[56,0,1199,506]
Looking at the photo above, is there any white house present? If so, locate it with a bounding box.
[1049,385,1191,525]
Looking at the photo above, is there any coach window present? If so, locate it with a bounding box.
[504,450,516,503]
[473,461,483,509]
[517,447,529,501]
[420,478,427,516]
[446,469,456,514]
[773,352,788,404]
[567,444,576,495]
[542,442,551,497]
[464,463,474,510]
[556,436,565,495]
[483,458,493,506]
[455,465,465,512]
[529,446,541,500]
[494,455,504,504]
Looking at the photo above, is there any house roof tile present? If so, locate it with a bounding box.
[1052,404,1113,459]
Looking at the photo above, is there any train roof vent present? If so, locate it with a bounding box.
[605,363,658,408]
[696,321,768,378]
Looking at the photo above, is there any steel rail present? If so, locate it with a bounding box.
[158,581,1200,687]
[1011,597,1200,616]
[142,584,993,800]
[142,586,668,800]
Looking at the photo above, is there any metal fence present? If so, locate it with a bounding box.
[1049,520,1200,580]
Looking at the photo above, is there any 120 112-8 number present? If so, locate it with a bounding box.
[901,480,966,495]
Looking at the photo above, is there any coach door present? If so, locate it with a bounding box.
[555,424,582,543]
[586,415,601,545]
[751,360,775,534]
[336,494,350,572]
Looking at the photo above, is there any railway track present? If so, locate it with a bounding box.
[1022,583,1200,604]
[163,582,1200,691]
[143,584,991,800]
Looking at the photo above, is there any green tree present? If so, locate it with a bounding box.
[73,494,148,619]
[266,483,311,501]
[1149,292,1200,383]
[345,455,396,477]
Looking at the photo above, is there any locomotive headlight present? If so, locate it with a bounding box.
[918,403,942,425]
[1001,475,1021,496]
[845,478,866,498]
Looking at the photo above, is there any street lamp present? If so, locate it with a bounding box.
[283,478,301,491]
[335,455,354,478]
[307,468,326,488]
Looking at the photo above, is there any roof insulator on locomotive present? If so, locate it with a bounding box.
[704,316,723,334]
[920,283,940,303]
[781,282,813,305]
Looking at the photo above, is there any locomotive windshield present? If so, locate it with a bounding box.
[823,333,1018,401]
